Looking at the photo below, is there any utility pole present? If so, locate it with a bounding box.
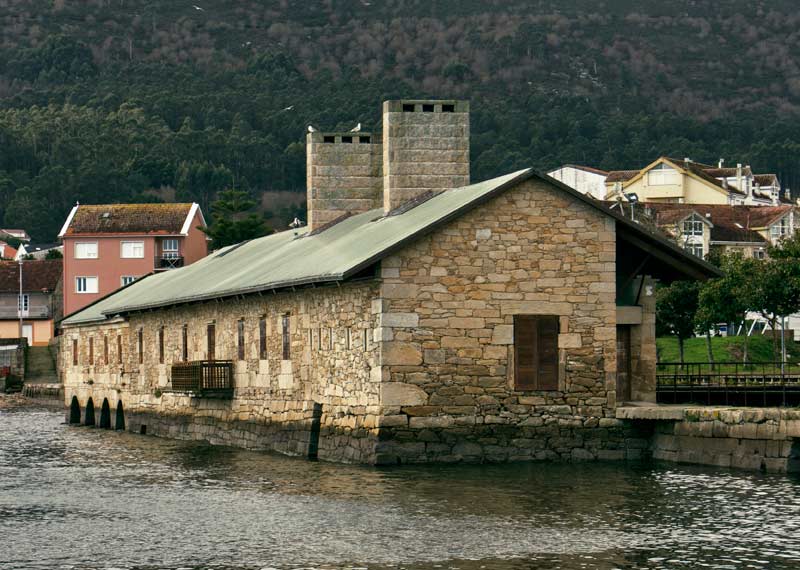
[17,259,22,340]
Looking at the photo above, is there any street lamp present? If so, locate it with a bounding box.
[17,258,22,341]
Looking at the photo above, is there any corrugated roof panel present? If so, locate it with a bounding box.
[62,169,530,325]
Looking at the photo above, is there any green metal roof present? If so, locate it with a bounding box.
[61,168,720,326]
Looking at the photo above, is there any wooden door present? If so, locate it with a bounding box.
[616,325,632,403]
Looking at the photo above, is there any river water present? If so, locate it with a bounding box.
[2,406,800,570]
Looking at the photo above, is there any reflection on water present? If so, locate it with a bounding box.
[1,407,800,570]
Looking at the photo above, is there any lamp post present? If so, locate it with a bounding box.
[17,258,22,340]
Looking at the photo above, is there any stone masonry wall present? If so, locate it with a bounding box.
[61,282,382,462]
[372,177,650,463]
[306,131,383,231]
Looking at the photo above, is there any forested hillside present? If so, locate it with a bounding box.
[3,0,800,240]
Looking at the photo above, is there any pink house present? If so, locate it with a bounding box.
[59,203,208,316]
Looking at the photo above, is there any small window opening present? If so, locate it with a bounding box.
[104,336,109,365]
[402,103,415,112]
[323,135,335,143]
[341,136,353,143]
[158,327,164,364]
[237,319,245,360]
[359,135,371,144]
[140,425,147,435]
[72,338,78,366]
[259,317,267,360]
[282,314,291,360]
[182,325,188,362]
[88,337,94,365]
[117,335,123,365]
[442,104,455,113]
[138,329,143,364]
[422,103,435,112]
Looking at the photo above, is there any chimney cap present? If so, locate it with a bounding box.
[383,99,469,113]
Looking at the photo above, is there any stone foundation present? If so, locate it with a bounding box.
[620,405,800,473]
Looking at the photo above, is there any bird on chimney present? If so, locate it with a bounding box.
[307,125,316,133]
[350,123,361,132]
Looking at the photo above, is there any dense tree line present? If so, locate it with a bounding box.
[3,2,800,240]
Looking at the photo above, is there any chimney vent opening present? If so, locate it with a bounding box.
[359,135,371,144]
[323,135,335,143]
[402,104,415,112]
[442,104,455,113]
[341,136,353,144]
[422,103,435,112]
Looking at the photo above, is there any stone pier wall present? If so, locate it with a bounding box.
[619,406,800,473]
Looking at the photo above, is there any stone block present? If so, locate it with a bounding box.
[491,325,513,345]
[381,382,429,406]
[409,416,453,429]
[558,333,582,349]
[381,313,420,328]
[382,342,422,366]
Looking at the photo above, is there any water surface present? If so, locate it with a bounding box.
[1,406,800,570]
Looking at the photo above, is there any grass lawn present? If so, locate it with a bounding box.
[657,335,800,367]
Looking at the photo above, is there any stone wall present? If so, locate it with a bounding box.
[371,177,644,463]
[620,406,800,473]
[61,282,382,462]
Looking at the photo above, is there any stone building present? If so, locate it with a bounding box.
[59,99,718,464]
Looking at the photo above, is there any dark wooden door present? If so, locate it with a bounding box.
[616,325,632,403]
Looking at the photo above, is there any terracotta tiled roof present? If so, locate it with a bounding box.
[605,170,640,183]
[63,203,195,236]
[754,174,779,186]
[0,259,62,293]
[646,203,794,244]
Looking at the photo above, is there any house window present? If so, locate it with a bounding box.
[182,325,188,361]
[17,294,29,315]
[162,239,179,258]
[513,315,559,391]
[771,217,790,240]
[682,216,704,237]
[121,276,138,286]
[88,337,94,365]
[72,339,78,366]
[259,317,267,359]
[207,323,216,360]
[104,336,109,365]
[647,163,679,186]
[138,329,143,364]
[754,249,766,260]
[121,241,145,259]
[158,327,165,364]
[75,242,98,259]
[237,319,245,360]
[685,243,704,258]
[117,334,123,364]
[282,314,290,360]
[76,276,98,294]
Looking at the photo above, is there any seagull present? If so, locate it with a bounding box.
[283,105,294,111]
[350,122,361,132]
[193,5,204,10]
[308,125,316,133]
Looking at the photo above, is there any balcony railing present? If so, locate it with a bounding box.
[0,307,51,319]
[656,361,800,407]
[169,360,234,397]
[155,255,184,270]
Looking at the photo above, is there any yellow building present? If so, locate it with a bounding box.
[604,157,791,206]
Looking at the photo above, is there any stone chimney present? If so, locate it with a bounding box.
[718,158,725,168]
[306,131,383,231]
[382,99,470,214]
